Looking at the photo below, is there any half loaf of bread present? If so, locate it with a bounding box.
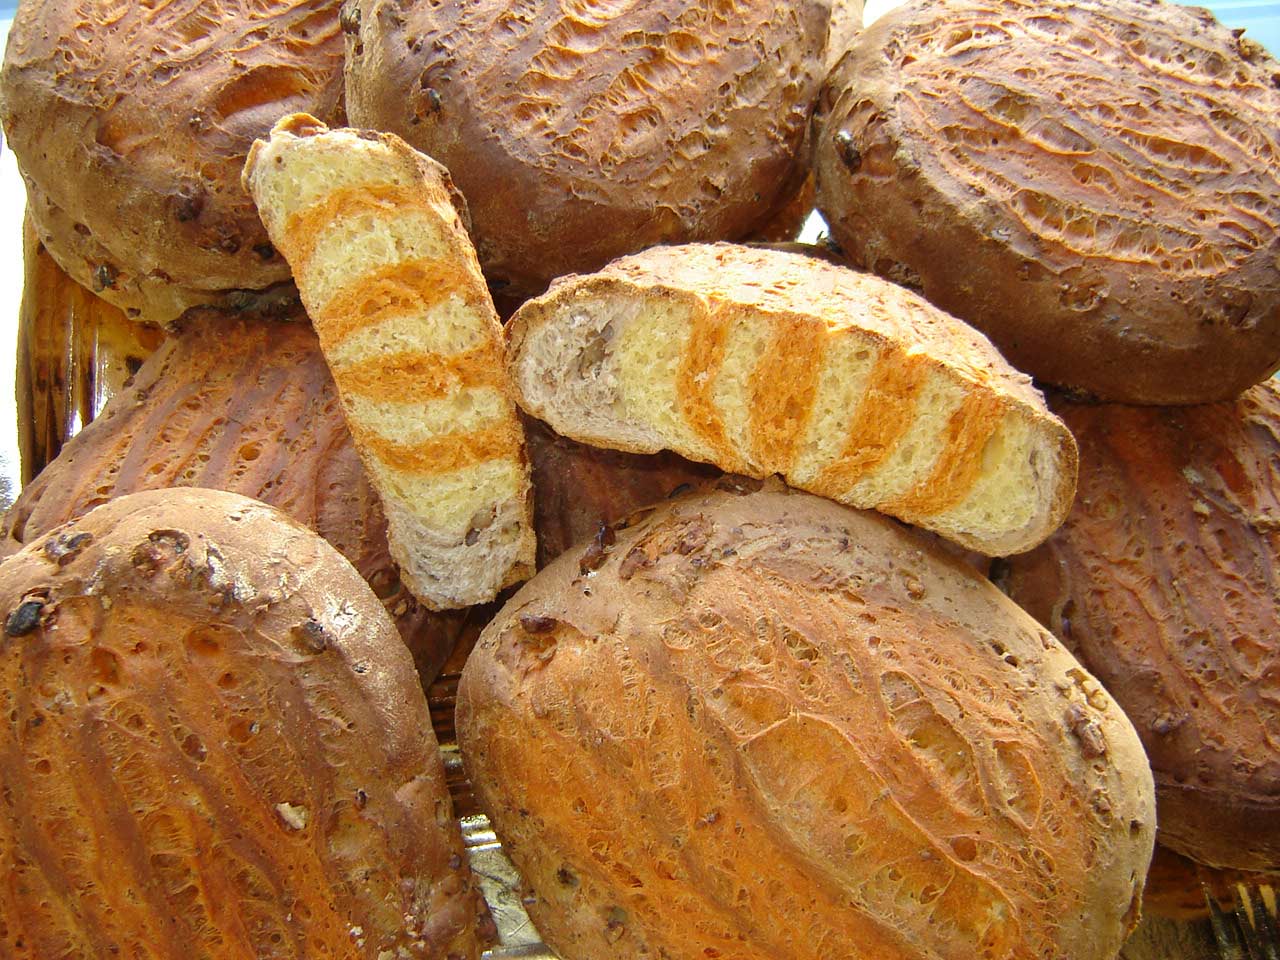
[507,242,1077,555]
[243,114,535,610]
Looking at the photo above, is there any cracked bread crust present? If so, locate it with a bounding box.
[814,0,1280,404]
[0,489,482,958]
[0,0,347,324]
[343,0,827,298]
[457,484,1155,960]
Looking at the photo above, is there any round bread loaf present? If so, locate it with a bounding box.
[458,483,1156,960]
[3,305,465,688]
[0,488,482,958]
[1003,383,1280,871]
[813,0,1280,404]
[343,0,827,297]
[0,1,345,324]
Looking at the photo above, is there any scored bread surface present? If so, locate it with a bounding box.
[507,243,1077,556]
[457,484,1155,960]
[243,114,535,610]
[0,489,482,958]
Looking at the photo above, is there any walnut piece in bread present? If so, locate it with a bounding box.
[507,242,1077,556]
[458,483,1156,960]
[0,489,483,958]
[243,114,536,610]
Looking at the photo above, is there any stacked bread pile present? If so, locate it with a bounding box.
[0,0,1276,957]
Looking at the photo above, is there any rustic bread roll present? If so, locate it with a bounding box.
[457,484,1156,960]
[525,417,720,569]
[342,0,827,298]
[0,488,482,958]
[0,0,345,324]
[813,0,1280,404]
[4,306,465,688]
[507,242,1077,556]
[1002,383,1280,871]
[243,114,536,611]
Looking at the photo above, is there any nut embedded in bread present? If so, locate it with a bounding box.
[0,0,346,324]
[242,114,536,610]
[343,0,828,298]
[3,305,465,688]
[506,242,1077,556]
[0,488,483,958]
[813,0,1280,404]
[457,484,1156,960]
[1003,383,1280,872]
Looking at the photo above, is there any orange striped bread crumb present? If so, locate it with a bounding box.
[244,114,534,609]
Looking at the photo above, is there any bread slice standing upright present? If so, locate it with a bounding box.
[507,242,1077,556]
[244,114,535,609]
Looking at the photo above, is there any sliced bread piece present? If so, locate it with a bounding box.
[243,114,535,609]
[507,242,1077,556]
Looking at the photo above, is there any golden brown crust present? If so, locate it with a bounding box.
[813,0,1280,404]
[0,489,481,958]
[458,484,1155,960]
[0,1,346,323]
[1003,384,1280,871]
[525,417,720,569]
[4,307,464,688]
[343,0,828,297]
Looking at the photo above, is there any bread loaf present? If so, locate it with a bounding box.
[0,1,346,324]
[243,115,536,610]
[1003,384,1280,871]
[342,0,827,298]
[0,489,483,958]
[3,306,465,688]
[813,0,1280,404]
[507,242,1077,556]
[457,484,1156,960]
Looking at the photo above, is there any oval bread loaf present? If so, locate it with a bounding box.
[813,0,1280,404]
[507,242,1078,556]
[3,306,466,688]
[1003,383,1280,871]
[343,0,827,298]
[243,114,536,611]
[0,0,346,324]
[0,488,483,958]
[457,484,1156,960]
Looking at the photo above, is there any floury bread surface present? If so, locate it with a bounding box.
[457,484,1156,960]
[243,115,535,610]
[507,242,1077,556]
